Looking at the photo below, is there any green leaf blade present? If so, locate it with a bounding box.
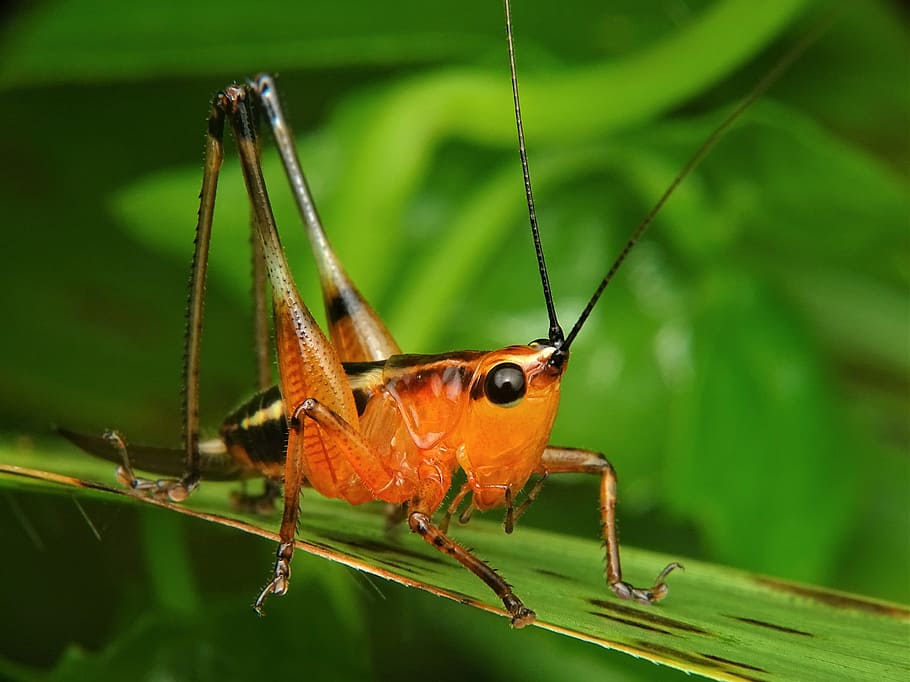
[2,441,908,681]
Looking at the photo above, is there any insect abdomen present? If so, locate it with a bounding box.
[220,385,288,469]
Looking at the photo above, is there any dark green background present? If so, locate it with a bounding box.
[0,0,907,679]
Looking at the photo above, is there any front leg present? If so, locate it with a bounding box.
[540,446,682,604]
[409,476,535,628]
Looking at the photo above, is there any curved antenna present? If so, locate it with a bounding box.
[504,0,564,348]
[562,8,837,351]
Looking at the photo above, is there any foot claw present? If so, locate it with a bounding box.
[510,606,536,628]
[253,551,291,615]
[253,576,285,615]
[166,484,192,502]
[503,593,536,628]
[611,561,683,605]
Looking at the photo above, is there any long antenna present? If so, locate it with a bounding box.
[561,7,837,351]
[504,0,564,348]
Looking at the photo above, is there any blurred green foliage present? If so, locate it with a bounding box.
[0,0,907,680]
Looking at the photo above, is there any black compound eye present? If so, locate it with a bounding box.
[484,362,526,407]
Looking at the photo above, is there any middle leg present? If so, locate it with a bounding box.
[540,446,682,604]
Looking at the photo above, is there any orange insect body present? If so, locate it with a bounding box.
[290,345,564,512]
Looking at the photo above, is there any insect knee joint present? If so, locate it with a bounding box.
[408,511,431,536]
[251,73,274,96]
[289,398,320,427]
[596,456,615,477]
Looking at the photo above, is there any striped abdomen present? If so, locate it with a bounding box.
[220,385,288,476]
